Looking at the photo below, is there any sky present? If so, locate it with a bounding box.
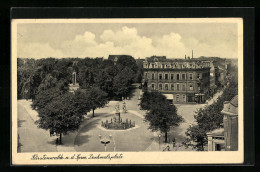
[17,22,238,59]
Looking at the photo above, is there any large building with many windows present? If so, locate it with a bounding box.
[142,56,211,104]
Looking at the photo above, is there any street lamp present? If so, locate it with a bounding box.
[98,135,110,152]
[158,134,161,151]
[109,134,116,152]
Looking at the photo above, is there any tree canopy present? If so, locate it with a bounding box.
[84,86,108,117]
[36,92,90,144]
[18,56,141,100]
[140,91,184,142]
[184,64,238,150]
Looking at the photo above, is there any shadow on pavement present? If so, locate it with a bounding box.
[74,120,100,146]
[18,120,26,127]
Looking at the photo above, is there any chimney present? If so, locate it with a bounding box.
[192,50,193,59]
[185,54,186,59]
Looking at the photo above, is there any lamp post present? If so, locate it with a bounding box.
[109,134,116,152]
[158,134,161,151]
[99,135,110,152]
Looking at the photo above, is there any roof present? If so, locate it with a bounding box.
[222,95,238,115]
[108,55,133,61]
[230,95,238,107]
[207,128,224,137]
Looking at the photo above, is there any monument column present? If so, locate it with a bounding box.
[73,72,76,85]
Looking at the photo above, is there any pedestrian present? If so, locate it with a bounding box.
[56,138,59,146]
[172,138,176,149]
[167,145,170,151]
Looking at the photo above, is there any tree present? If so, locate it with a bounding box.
[86,86,108,117]
[184,66,238,150]
[116,55,138,74]
[139,91,167,111]
[36,92,91,144]
[141,91,184,143]
[113,67,135,99]
[32,80,68,110]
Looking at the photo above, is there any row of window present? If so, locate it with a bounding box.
[145,73,202,80]
[144,62,210,69]
[176,94,186,102]
[151,83,194,91]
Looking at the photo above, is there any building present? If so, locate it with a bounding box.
[108,55,133,64]
[142,55,211,104]
[69,71,79,93]
[207,95,238,151]
[223,95,238,151]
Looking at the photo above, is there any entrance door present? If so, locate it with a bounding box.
[216,144,221,151]
[188,95,193,102]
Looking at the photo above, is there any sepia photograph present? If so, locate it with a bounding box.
[11,18,243,164]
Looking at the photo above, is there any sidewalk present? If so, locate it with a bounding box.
[18,101,57,152]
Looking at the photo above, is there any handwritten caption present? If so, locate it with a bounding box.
[31,153,123,161]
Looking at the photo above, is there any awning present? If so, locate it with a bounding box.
[163,94,174,100]
[195,93,205,96]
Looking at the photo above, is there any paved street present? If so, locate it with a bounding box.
[17,85,223,152]
[18,101,57,152]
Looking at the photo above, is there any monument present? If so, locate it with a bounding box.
[69,71,79,93]
[101,102,135,130]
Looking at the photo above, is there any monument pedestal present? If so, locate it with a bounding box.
[115,112,120,122]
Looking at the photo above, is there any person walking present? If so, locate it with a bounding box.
[172,137,176,149]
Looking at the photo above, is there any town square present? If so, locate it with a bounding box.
[16,21,239,154]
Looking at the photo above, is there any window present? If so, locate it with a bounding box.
[182,74,186,80]
[159,74,162,80]
[189,83,193,91]
[171,74,174,80]
[147,73,150,79]
[165,74,168,80]
[165,84,168,90]
[189,73,193,80]
[159,84,162,90]
[171,84,174,90]
[182,84,186,91]
[177,84,180,91]
[145,72,147,78]
[162,64,165,68]
[176,95,180,102]
[152,73,154,80]
[183,95,186,101]
[152,64,154,68]
[197,83,201,90]
[145,64,148,68]
[197,73,200,79]
[177,74,180,80]
[151,84,155,90]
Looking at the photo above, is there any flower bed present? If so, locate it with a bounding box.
[101,117,135,130]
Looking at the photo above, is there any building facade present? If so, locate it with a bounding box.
[142,56,211,104]
[207,95,238,151]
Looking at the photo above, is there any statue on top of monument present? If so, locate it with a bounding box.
[115,102,120,113]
